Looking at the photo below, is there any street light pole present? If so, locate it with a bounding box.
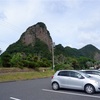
[52,42,55,70]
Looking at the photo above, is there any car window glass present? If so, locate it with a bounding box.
[85,71,92,74]
[69,71,75,77]
[69,71,83,79]
[92,71,100,75]
[85,71,100,75]
[58,71,69,76]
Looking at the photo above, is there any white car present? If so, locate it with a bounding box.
[51,70,100,94]
[81,70,100,79]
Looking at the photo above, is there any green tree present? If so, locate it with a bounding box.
[0,57,2,67]
[78,57,92,69]
[71,59,80,69]
[10,53,23,68]
[86,61,93,68]
[55,63,73,71]
[1,53,11,67]
[55,54,66,64]
[41,58,51,67]
[22,59,39,69]
[34,56,39,62]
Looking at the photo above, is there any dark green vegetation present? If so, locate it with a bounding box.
[0,38,51,68]
[55,44,100,58]
[54,44,100,71]
[1,43,100,71]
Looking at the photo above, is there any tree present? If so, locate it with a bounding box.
[78,57,92,69]
[10,53,23,68]
[86,61,93,68]
[1,53,11,67]
[71,59,80,69]
[55,63,73,71]
[55,54,66,64]
[0,57,2,67]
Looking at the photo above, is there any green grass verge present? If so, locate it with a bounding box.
[0,69,54,82]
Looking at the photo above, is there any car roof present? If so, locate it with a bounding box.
[55,70,90,77]
[56,70,83,73]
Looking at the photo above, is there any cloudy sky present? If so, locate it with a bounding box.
[0,0,100,52]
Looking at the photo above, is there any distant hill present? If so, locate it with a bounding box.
[2,22,100,60]
[54,44,100,60]
[79,44,100,58]
[79,44,100,60]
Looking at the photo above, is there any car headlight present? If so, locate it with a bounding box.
[93,80,99,85]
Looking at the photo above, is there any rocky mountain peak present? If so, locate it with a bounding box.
[20,22,52,52]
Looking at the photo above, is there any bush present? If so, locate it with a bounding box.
[23,60,38,69]
[0,58,2,67]
[54,63,73,71]
[1,53,11,67]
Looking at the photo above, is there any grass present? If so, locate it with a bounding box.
[0,68,55,82]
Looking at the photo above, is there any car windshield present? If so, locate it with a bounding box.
[81,70,100,75]
[84,74,91,78]
[93,71,100,75]
[80,71,91,78]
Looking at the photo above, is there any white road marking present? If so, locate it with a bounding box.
[42,89,100,99]
[10,97,21,100]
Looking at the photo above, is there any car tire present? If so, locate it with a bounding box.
[52,82,59,90]
[85,84,95,94]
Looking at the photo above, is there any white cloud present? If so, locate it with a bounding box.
[0,0,100,51]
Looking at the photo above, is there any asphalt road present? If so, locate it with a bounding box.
[0,78,100,100]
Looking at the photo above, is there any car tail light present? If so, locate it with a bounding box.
[51,76,54,79]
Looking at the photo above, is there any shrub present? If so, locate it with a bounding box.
[54,63,73,71]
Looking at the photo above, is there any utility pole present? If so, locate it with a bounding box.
[52,42,55,70]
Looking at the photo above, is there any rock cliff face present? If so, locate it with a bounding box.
[20,22,52,52]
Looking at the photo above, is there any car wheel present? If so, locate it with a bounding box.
[52,82,59,90]
[85,84,95,94]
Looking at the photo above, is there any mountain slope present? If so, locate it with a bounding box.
[54,44,100,60]
[79,44,100,58]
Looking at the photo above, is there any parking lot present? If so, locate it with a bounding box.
[0,78,100,100]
